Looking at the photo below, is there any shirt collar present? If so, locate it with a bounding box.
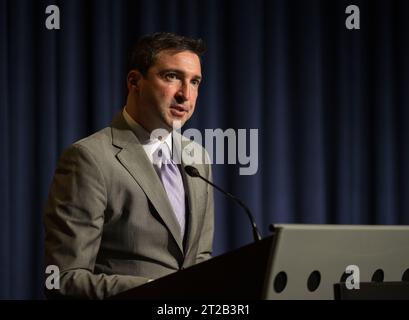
[122,106,173,163]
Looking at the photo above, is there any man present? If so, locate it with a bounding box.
[44,32,214,299]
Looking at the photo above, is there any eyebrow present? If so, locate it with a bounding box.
[160,69,202,81]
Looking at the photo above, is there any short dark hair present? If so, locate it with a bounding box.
[128,32,206,76]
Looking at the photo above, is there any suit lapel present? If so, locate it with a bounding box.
[176,134,206,258]
[180,163,201,258]
[111,114,184,254]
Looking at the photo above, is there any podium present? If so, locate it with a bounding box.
[112,224,409,299]
[112,235,275,299]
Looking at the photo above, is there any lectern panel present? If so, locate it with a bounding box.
[263,224,409,299]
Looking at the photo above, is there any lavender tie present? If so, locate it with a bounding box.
[155,143,186,238]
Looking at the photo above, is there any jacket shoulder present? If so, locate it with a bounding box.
[73,127,112,150]
[57,127,114,166]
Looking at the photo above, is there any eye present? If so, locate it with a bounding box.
[191,79,201,87]
[164,73,178,81]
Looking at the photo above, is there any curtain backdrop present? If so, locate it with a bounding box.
[1,0,408,299]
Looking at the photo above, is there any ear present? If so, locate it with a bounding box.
[127,70,142,92]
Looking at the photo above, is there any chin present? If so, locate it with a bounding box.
[165,115,185,129]
[169,120,184,130]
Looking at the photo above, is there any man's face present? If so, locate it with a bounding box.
[131,50,202,132]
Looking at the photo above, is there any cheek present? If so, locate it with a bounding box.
[159,85,176,100]
[191,92,199,105]
[145,81,170,97]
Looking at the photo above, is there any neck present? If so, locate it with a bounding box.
[124,105,172,139]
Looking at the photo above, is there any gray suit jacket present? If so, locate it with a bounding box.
[44,113,214,299]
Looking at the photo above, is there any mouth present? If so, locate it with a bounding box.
[170,104,188,118]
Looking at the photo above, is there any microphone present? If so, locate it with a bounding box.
[184,165,262,242]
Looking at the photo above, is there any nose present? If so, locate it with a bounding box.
[175,81,190,103]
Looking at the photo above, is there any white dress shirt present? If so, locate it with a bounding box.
[123,106,173,162]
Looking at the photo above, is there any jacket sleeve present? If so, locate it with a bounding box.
[44,144,150,299]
